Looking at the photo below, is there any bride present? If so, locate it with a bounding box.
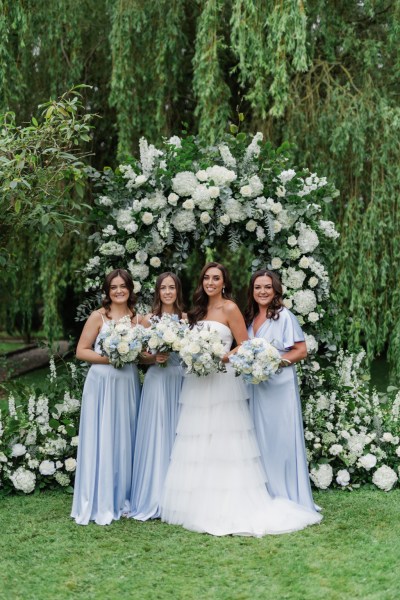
[160,262,322,536]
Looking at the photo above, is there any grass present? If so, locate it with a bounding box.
[0,489,399,600]
[0,341,28,354]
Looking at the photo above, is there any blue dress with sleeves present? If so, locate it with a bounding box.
[248,307,318,512]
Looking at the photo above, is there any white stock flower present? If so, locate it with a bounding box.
[98,195,113,206]
[150,257,161,268]
[102,224,117,237]
[39,460,56,476]
[11,444,27,457]
[310,464,333,489]
[240,185,252,197]
[11,467,36,494]
[372,465,398,491]
[167,135,182,148]
[319,220,340,239]
[336,469,350,487]
[256,226,265,241]
[218,144,237,168]
[357,453,377,471]
[65,458,77,472]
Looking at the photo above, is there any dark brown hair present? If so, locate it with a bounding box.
[188,262,233,326]
[151,272,184,319]
[102,269,136,318]
[244,269,284,326]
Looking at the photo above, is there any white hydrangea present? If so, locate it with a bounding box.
[282,267,306,290]
[128,263,149,280]
[336,469,350,487]
[102,224,117,237]
[167,135,182,148]
[98,195,113,206]
[11,444,27,457]
[297,223,319,253]
[10,467,36,494]
[192,185,214,210]
[329,444,343,456]
[99,242,125,257]
[357,453,377,470]
[171,210,197,232]
[172,171,198,196]
[319,220,340,239]
[205,165,236,186]
[39,460,56,476]
[310,464,333,489]
[293,289,317,315]
[55,472,70,487]
[223,198,246,222]
[381,432,395,443]
[304,333,319,354]
[135,250,148,264]
[372,465,398,491]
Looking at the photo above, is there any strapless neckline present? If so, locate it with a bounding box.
[200,320,231,333]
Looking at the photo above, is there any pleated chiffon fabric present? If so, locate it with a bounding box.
[71,323,141,526]
[248,307,319,512]
[160,321,322,536]
[130,353,183,520]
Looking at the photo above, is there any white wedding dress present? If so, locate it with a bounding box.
[160,321,322,536]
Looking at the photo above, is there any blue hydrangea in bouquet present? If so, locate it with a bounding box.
[229,338,282,384]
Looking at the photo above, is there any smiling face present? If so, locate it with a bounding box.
[253,275,275,308]
[109,275,130,305]
[203,267,224,298]
[159,275,177,308]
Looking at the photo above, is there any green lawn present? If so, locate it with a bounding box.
[0,341,28,354]
[0,489,398,600]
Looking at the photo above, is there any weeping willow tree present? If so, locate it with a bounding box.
[1,0,399,379]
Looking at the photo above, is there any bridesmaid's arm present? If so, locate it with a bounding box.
[76,312,110,364]
[138,313,169,365]
[280,341,307,367]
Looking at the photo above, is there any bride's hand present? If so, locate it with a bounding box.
[221,354,230,364]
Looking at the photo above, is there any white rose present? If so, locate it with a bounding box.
[39,460,56,476]
[65,458,77,472]
[168,193,179,206]
[283,298,293,309]
[381,432,394,443]
[11,444,27,457]
[150,256,161,268]
[308,312,320,323]
[357,453,377,471]
[276,185,286,197]
[270,201,283,215]
[273,221,282,233]
[117,342,130,355]
[336,469,350,487]
[182,199,195,210]
[288,235,297,247]
[142,212,154,225]
[200,212,211,224]
[240,185,252,197]
[133,281,142,293]
[196,170,208,181]
[309,276,319,288]
[298,256,310,269]
[311,361,320,372]
[209,186,220,198]
[246,220,257,232]
[135,175,148,186]
[271,257,283,269]
[220,214,230,226]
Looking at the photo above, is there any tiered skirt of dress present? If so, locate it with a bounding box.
[160,368,322,537]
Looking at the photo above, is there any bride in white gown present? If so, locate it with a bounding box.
[160,263,322,536]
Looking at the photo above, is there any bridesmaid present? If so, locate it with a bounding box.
[129,272,186,520]
[71,269,142,525]
[245,269,318,512]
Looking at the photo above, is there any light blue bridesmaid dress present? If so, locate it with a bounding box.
[248,307,317,512]
[129,352,183,520]
[71,314,141,525]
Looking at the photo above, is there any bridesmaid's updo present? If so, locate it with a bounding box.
[188,262,233,326]
[102,269,136,318]
[244,269,284,326]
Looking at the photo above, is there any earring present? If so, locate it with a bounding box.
[222,287,225,295]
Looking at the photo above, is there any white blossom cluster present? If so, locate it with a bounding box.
[304,350,399,491]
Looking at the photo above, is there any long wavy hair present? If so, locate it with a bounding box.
[151,272,184,318]
[244,269,284,326]
[188,262,234,326]
[102,269,136,318]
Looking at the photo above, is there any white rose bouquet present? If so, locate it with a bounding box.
[179,324,226,377]
[143,314,188,366]
[98,315,145,368]
[229,338,282,384]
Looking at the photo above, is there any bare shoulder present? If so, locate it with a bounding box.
[223,300,241,316]
[88,310,104,324]
[140,313,153,328]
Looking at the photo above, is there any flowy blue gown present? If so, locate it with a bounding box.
[160,321,321,536]
[130,352,183,520]
[248,307,317,511]
[71,317,141,525]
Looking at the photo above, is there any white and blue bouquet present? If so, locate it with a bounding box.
[229,338,281,384]
[143,314,188,363]
[98,316,145,368]
[179,324,226,377]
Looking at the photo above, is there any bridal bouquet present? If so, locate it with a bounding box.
[179,325,226,377]
[143,314,188,362]
[229,338,282,384]
[98,316,145,368]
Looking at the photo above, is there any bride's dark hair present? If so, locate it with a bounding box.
[188,262,233,326]
[244,269,284,326]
